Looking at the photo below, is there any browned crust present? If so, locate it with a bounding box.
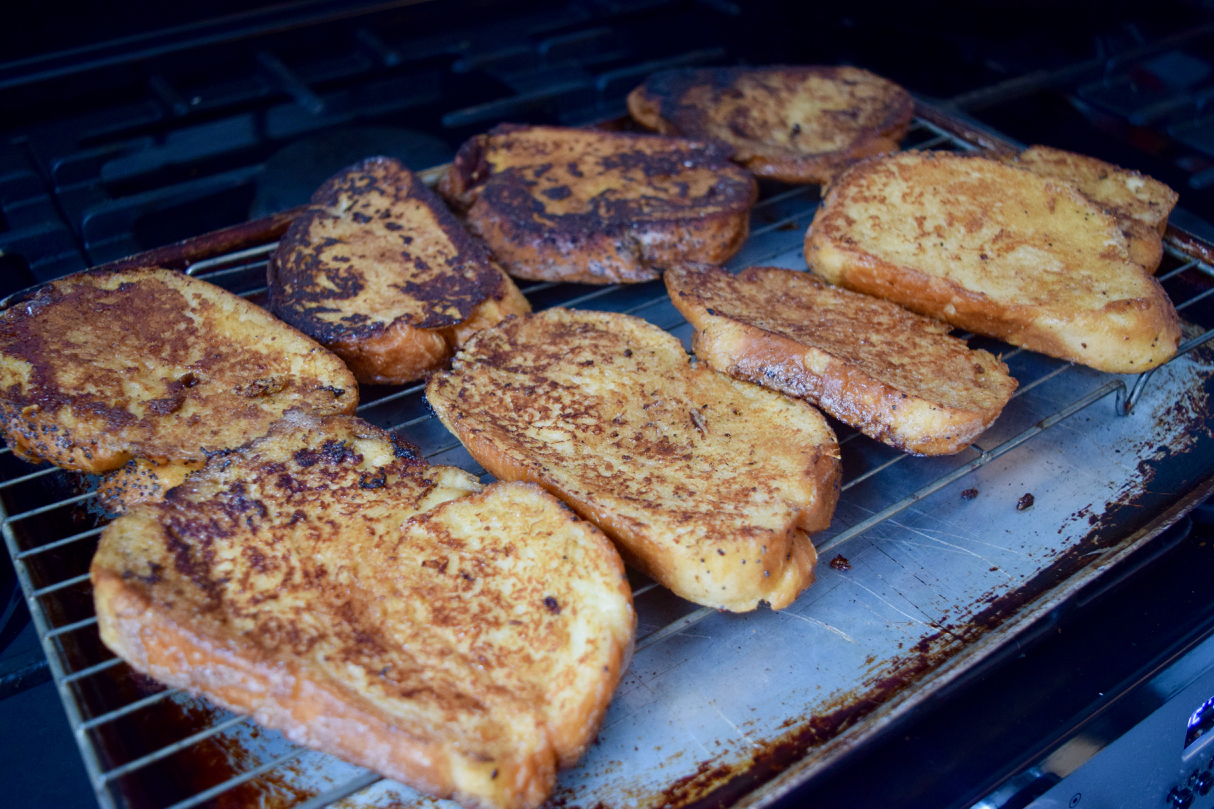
[437,398,824,612]
[807,238,1180,374]
[627,66,914,185]
[666,264,1017,455]
[329,319,452,384]
[426,308,841,611]
[1120,216,1165,273]
[1010,145,1178,234]
[0,267,357,474]
[805,151,1182,374]
[462,198,751,284]
[437,126,757,285]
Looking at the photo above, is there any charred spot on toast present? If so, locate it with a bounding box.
[0,274,197,424]
[270,157,504,344]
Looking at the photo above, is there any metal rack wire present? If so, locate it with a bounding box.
[4,114,1214,809]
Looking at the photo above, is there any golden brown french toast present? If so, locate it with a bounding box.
[438,125,757,284]
[627,65,914,184]
[1002,145,1177,273]
[666,264,1018,455]
[426,308,840,612]
[92,412,634,809]
[0,268,356,475]
[806,151,1181,374]
[269,156,530,384]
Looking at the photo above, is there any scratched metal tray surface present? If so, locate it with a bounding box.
[4,106,1214,809]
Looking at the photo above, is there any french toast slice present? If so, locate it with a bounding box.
[627,65,914,185]
[269,156,530,384]
[438,125,757,284]
[806,151,1181,374]
[0,268,356,475]
[92,412,634,809]
[426,308,841,612]
[666,264,1018,455]
[1003,145,1177,272]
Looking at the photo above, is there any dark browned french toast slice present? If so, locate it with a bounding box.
[1002,145,1178,273]
[0,267,356,475]
[627,65,914,184]
[806,151,1181,374]
[92,412,634,809]
[426,308,840,612]
[666,264,1018,455]
[438,125,757,284]
[269,156,530,384]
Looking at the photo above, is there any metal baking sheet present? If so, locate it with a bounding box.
[4,107,1214,809]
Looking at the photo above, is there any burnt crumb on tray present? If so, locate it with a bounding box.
[961,488,979,500]
[829,554,851,571]
[1017,492,1035,511]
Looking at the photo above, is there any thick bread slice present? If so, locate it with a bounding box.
[0,268,356,474]
[92,412,634,809]
[627,65,914,184]
[1003,145,1177,272]
[270,156,530,384]
[426,308,841,612]
[666,264,1018,455]
[438,125,757,285]
[806,151,1181,374]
